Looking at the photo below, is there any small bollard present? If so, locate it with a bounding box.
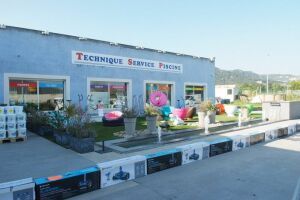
[102,140,105,152]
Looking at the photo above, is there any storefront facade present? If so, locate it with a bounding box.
[0,26,215,112]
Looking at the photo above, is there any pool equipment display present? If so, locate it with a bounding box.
[146,149,182,174]
[288,124,297,135]
[97,155,146,188]
[265,129,278,142]
[229,135,250,151]
[277,127,288,138]
[205,137,233,157]
[35,166,100,200]
[244,132,265,145]
[0,178,35,200]
[177,142,210,165]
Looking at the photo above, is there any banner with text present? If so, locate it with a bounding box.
[72,51,183,73]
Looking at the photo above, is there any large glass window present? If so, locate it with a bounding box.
[39,81,64,110]
[9,79,65,111]
[89,81,128,110]
[145,83,173,105]
[185,85,205,107]
[9,79,38,105]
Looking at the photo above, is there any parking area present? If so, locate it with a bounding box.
[72,133,300,200]
[0,132,95,183]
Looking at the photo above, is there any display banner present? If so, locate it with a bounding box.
[146,149,182,174]
[177,142,209,165]
[208,138,233,157]
[277,127,288,138]
[249,132,265,145]
[229,135,250,151]
[97,155,147,188]
[35,167,100,200]
[265,129,278,142]
[72,51,183,73]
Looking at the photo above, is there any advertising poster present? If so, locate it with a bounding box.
[265,129,278,142]
[97,155,146,188]
[288,124,297,135]
[249,132,265,145]
[277,127,288,138]
[146,149,182,174]
[35,167,100,200]
[230,135,250,151]
[178,142,205,165]
[209,138,233,157]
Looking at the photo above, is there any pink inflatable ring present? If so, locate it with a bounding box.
[150,91,168,107]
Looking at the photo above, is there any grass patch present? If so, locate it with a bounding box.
[89,117,148,142]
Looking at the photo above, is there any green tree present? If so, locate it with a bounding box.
[288,81,300,90]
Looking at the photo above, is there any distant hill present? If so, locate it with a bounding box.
[215,67,300,85]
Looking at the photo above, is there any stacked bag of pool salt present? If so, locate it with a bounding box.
[0,106,26,140]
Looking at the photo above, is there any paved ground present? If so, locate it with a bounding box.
[0,132,95,183]
[73,133,300,200]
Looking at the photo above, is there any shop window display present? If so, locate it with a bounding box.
[9,79,65,111]
[185,85,205,107]
[89,81,128,110]
[146,83,172,105]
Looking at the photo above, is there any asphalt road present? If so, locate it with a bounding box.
[73,133,300,200]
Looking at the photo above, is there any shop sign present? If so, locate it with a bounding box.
[9,81,37,88]
[39,82,64,88]
[72,51,183,73]
[90,84,108,92]
[111,85,126,90]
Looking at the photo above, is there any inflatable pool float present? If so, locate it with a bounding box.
[150,91,167,107]
[172,108,188,120]
[102,111,124,126]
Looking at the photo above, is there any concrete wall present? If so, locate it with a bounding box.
[0,26,215,107]
[262,101,300,121]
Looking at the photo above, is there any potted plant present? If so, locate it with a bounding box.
[207,103,217,124]
[122,107,137,137]
[198,100,210,128]
[144,104,160,134]
[48,111,69,146]
[67,107,95,153]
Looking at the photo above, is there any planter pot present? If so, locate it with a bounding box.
[146,115,157,134]
[124,117,137,137]
[54,131,70,146]
[197,112,206,128]
[69,136,95,153]
[224,105,237,117]
[207,111,216,124]
[40,126,54,137]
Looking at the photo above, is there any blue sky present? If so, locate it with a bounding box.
[1,0,300,74]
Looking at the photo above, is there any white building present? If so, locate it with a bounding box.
[215,85,239,103]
